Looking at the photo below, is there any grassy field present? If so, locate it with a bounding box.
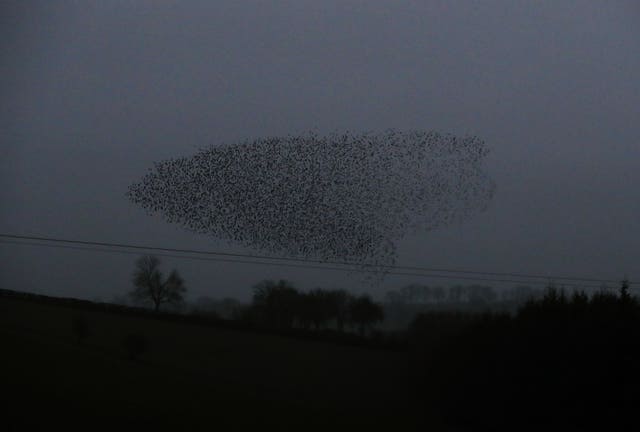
[1,294,433,429]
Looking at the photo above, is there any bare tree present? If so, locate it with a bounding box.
[327,289,350,332]
[251,279,299,329]
[130,255,187,312]
[348,295,384,336]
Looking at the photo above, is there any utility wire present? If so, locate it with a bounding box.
[0,233,629,285]
[0,237,629,290]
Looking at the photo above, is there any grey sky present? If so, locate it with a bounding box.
[1,1,639,302]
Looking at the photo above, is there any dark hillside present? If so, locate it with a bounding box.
[0,292,422,429]
[410,288,640,430]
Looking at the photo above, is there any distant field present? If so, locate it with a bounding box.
[0,294,434,429]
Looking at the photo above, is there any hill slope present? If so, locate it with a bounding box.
[1,293,425,429]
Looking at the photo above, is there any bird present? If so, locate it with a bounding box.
[127,130,495,282]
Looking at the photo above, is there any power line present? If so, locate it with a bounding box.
[0,237,629,290]
[0,233,629,285]
[0,233,628,285]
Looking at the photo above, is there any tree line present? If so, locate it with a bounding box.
[409,280,638,429]
[127,255,385,336]
[385,283,545,305]
[239,280,384,336]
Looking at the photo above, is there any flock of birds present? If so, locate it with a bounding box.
[128,130,494,280]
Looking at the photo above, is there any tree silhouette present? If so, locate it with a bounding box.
[416,280,640,430]
[348,295,384,336]
[130,255,187,312]
[467,285,497,305]
[432,286,446,303]
[305,289,334,330]
[447,285,464,303]
[252,279,300,329]
[620,277,631,302]
[327,289,350,331]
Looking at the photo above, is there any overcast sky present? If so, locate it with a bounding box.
[1,1,639,302]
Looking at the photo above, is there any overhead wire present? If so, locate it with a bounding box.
[0,236,631,290]
[0,233,628,285]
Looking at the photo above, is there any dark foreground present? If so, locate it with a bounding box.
[0,291,425,430]
[2,287,639,430]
